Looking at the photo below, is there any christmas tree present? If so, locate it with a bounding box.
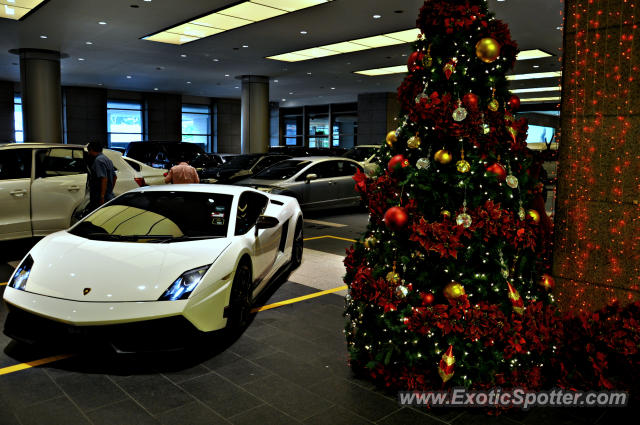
[344,0,559,390]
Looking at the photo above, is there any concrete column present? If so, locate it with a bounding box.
[0,80,14,142]
[239,75,269,154]
[16,49,63,143]
[552,0,639,312]
[357,92,400,145]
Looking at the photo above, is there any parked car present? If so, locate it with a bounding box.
[0,143,165,241]
[208,153,238,164]
[237,157,363,211]
[344,144,381,175]
[200,153,291,183]
[3,185,303,351]
[124,141,221,171]
[269,146,348,157]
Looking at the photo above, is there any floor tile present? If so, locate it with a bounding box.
[87,399,160,425]
[228,404,301,425]
[252,352,332,386]
[15,396,90,425]
[116,374,195,415]
[213,357,272,385]
[0,368,64,413]
[157,401,231,425]
[303,405,373,425]
[180,372,264,418]
[308,376,400,422]
[227,333,280,360]
[160,364,211,385]
[377,407,445,425]
[243,374,333,421]
[451,410,521,425]
[55,373,128,412]
[201,349,243,370]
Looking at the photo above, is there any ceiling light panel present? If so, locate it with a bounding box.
[506,71,562,80]
[354,65,407,76]
[520,96,561,102]
[385,28,422,42]
[144,0,331,45]
[267,52,315,62]
[510,86,561,94]
[319,41,371,53]
[515,49,552,60]
[0,0,44,21]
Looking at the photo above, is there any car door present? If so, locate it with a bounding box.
[335,160,363,205]
[235,191,279,284]
[0,148,33,240]
[295,161,335,209]
[30,147,88,234]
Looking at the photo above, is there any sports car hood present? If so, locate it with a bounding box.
[22,232,231,302]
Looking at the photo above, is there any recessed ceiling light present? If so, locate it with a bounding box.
[213,58,219,62]
[40,35,47,39]
[401,53,407,57]
[532,65,540,68]
[98,83,103,86]
[242,45,249,48]
[307,72,312,75]
[154,88,159,91]
[234,86,239,89]
[180,54,187,57]
[98,21,107,25]
[330,87,335,90]
[126,75,132,79]
[556,26,563,30]
[86,41,93,45]
[372,14,381,19]
[281,98,286,101]
[274,79,279,82]
[300,30,307,34]
[78,58,85,61]
[186,81,192,84]
[144,0,152,2]
[225,74,230,77]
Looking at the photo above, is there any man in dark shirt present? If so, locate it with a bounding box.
[87,141,117,210]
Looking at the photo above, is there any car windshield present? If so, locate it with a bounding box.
[220,155,262,169]
[166,144,209,165]
[70,191,233,242]
[345,147,378,161]
[252,159,311,180]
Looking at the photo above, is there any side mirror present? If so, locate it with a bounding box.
[305,173,318,183]
[255,215,279,235]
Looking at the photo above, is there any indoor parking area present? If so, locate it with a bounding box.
[1,0,638,424]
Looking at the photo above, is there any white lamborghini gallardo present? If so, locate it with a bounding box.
[3,185,303,351]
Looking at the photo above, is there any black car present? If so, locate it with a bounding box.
[200,153,291,183]
[124,141,221,171]
[268,146,348,157]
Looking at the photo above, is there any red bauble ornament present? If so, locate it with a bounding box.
[462,92,479,110]
[507,95,521,111]
[384,206,409,231]
[388,154,409,172]
[407,51,424,73]
[486,162,507,181]
[423,293,435,304]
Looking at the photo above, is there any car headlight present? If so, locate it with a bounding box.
[159,265,210,301]
[9,255,34,291]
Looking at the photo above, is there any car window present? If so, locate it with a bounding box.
[70,191,233,241]
[298,160,346,179]
[235,191,269,235]
[35,148,85,178]
[123,157,142,172]
[253,159,311,180]
[339,161,362,176]
[0,149,32,180]
[252,155,286,173]
[296,162,326,181]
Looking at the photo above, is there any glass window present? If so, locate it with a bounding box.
[332,114,357,148]
[14,96,23,143]
[70,191,234,241]
[253,159,311,180]
[182,104,211,152]
[107,101,143,151]
[0,149,31,180]
[35,148,85,178]
[235,191,269,235]
[309,115,329,148]
[282,115,303,146]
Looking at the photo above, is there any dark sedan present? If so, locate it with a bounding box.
[199,153,290,183]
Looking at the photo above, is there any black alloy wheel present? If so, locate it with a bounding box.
[292,220,303,269]
[228,260,253,330]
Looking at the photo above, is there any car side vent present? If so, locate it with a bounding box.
[278,219,290,252]
[270,199,284,206]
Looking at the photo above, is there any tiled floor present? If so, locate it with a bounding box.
[0,212,637,424]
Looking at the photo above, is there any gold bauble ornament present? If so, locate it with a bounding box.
[385,130,398,147]
[434,149,453,164]
[441,210,451,218]
[475,37,501,63]
[488,98,500,112]
[363,236,377,249]
[443,282,466,299]
[527,209,541,224]
[407,135,421,149]
[386,270,400,284]
[456,159,470,173]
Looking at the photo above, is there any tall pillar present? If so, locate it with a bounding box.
[552,0,639,312]
[16,49,63,143]
[357,93,400,145]
[239,75,269,154]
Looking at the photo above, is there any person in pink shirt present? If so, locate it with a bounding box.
[164,156,200,184]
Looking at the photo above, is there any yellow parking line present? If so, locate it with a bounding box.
[303,235,356,243]
[252,285,348,313]
[0,353,74,376]
[0,282,6,286]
